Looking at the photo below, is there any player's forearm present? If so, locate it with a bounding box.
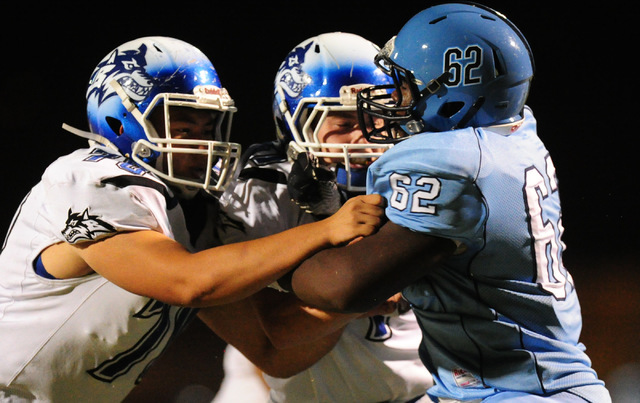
[256,329,344,378]
[190,221,341,306]
[80,195,383,307]
[199,302,343,378]
[252,288,360,349]
[186,194,384,307]
[291,221,457,313]
[267,308,357,349]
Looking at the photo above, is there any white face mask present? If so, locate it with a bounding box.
[118,82,242,195]
[280,84,394,193]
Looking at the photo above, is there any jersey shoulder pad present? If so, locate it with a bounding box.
[243,140,288,167]
[238,140,288,184]
[370,130,480,180]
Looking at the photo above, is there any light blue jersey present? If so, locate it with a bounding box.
[367,107,609,402]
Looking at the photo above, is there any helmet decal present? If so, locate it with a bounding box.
[87,43,155,108]
[276,41,313,98]
[443,45,484,87]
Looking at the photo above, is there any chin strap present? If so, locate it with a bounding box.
[109,80,147,124]
[61,123,120,152]
[62,80,148,155]
[452,96,485,130]
[406,72,453,134]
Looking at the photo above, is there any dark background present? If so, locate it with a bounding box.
[2,1,637,401]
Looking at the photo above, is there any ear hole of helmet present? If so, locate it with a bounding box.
[492,48,506,78]
[106,116,122,136]
[438,102,464,119]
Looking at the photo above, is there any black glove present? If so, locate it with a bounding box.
[287,152,342,216]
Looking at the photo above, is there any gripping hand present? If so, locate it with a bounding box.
[287,152,342,216]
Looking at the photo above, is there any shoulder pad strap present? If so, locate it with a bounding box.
[101,175,179,209]
[238,167,287,184]
[242,140,288,167]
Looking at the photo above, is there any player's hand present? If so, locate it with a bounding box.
[359,293,410,317]
[322,193,385,246]
[287,152,342,216]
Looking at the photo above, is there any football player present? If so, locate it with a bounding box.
[202,32,433,402]
[289,4,612,402]
[0,36,383,402]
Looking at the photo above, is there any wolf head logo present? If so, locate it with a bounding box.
[276,41,314,98]
[87,43,155,107]
[62,208,116,244]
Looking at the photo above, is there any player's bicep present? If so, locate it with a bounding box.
[40,231,166,282]
[40,241,95,279]
[374,171,485,245]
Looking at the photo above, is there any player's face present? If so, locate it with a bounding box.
[392,78,414,109]
[316,111,385,167]
[150,106,220,182]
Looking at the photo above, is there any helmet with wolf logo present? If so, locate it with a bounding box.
[85,36,241,194]
[272,32,394,192]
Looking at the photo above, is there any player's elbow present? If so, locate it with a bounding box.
[252,351,311,379]
[159,284,206,307]
[259,360,306,379]
[159,273,222,307]
[290,255,377,313]
[322,289,381,313]
[260,365,301,379]
[260,326,293,350]
[291,276,371,314]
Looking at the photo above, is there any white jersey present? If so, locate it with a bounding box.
[0,146,197,402]
[217,143,433,403]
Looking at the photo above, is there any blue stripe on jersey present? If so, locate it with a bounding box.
[33,253,57,280]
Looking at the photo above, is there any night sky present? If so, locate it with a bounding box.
[1,2,637,399]
[2,2,634,255]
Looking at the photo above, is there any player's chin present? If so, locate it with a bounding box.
[349,159,373,168]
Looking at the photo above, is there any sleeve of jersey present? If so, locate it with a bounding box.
[41,169,170,245]
[366,133,486,245]
[217,162,305,293]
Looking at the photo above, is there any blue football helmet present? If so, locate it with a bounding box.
[273,32,394,192]
[83,36,241,194]
[357,3,535,141]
